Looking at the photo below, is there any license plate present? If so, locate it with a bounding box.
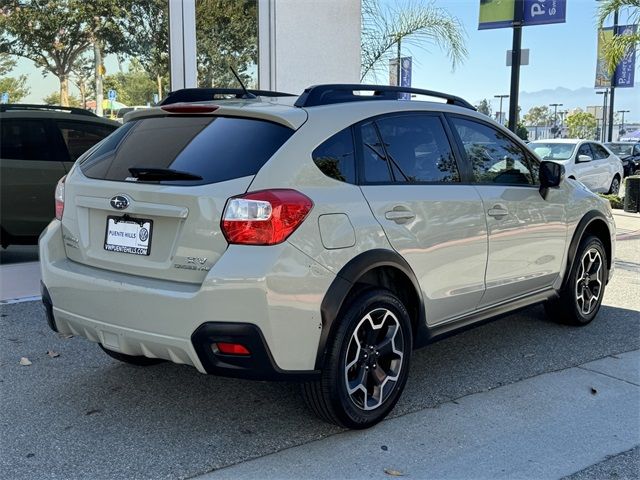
[104,216,153,256]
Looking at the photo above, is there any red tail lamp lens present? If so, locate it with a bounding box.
[222,189,313,245]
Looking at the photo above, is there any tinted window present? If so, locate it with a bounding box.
[80,116,294,186]
[56,121,117,161]
[577,143,593,161]
[590,143,609,160]
[0,119,52,161]
[359,122,392,183]
[451,117,537,185]
[634,145,640,156]
[376,115,459,183]
[312,128,355,183]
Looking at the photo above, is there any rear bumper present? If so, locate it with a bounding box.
[39,220,332,378]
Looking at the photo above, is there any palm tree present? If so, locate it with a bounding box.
[361,0,467,82]
[598,0,640,74]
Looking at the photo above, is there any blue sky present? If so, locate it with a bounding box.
[386,0,639,120]
[10,0,639,121]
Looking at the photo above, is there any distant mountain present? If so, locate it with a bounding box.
[518,84,640,121]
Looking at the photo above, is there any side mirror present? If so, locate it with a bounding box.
[539,161,564,199]
[577,154,592,163]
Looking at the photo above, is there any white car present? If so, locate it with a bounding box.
[529,139,623,195]
[39,85,616,429]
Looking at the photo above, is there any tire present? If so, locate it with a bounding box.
[608,175,621,195]
[302,288,412,429]
[99,344,164,366]
[545,235,607,326]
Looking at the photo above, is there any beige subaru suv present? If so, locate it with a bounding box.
[39,85,615,429]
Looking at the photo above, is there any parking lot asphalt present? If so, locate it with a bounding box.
[1,216,638,480]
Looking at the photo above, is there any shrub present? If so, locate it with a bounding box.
[598,193,624,209]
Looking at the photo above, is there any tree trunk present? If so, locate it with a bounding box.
[79,82,86,109]
[94,41,104,116]
[59,74,70,106]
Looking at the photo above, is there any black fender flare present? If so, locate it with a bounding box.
[562,210,611,289]
[315,249,427,369]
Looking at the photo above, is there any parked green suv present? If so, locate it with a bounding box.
[0,104,118,247]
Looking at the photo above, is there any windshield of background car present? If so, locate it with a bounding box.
[79,115,294,186]
[605,144,633,156]
[529,142,577,161]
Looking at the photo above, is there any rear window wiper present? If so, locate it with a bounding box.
[128,167,203,181]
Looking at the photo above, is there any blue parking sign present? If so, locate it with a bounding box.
[1,92,9,104]
[108,89,117,101]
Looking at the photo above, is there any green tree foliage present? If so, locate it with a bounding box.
[0,1,97,106]
[196,0,258,88]
[117,0,169,98]
[361,0,467,81]
[43,91,81,107]
[598,0,640,74]
[566,111,597,139]
[103,60,157,106]
[516,123,529,141]
[0,54,29,102]
[476,98,492,116]
[523,106,553,127]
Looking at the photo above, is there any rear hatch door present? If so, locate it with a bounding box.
[62,113,294,284]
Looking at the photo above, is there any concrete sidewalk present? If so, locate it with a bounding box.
[199,350,640,480]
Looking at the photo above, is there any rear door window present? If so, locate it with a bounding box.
[375,114,460,183]
[80,116,294,186]
[55,121,117,161]
[0,119,53,161]
[358,122,393,183]
[590,143,609,160]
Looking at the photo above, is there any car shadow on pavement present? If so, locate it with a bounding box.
[1,301,638,479]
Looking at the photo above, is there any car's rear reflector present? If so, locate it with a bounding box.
[215,342,251,356]
[160,103,219,114]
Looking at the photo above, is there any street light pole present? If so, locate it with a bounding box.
[596,89,609,142]
[549,103,563,138]
[494,94,509,125]
[508,0,524,133]
[617,109,630,136]
[607,9,619,142]
[397,36,401,87]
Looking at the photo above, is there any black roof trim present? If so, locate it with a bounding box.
[294,84,476,110]
[160,88,296,105]
[0,104,97,117]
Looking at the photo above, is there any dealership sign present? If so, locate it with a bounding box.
[595,25,637,89]
[479,0,566,30]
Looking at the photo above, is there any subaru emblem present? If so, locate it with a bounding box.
[110,195,130,210]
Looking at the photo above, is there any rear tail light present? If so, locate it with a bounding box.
[54,175,66,220]
[222,189,313,245]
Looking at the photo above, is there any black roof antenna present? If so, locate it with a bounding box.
[230,66,257,99]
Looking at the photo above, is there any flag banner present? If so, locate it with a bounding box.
[479,0,566,30]
[614,24,637,88]
[595,27,614,88]
[522,0,566,26]
[479,0,515,30]
[389,57,412,99]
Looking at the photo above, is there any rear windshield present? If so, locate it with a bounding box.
[79,115,294,186]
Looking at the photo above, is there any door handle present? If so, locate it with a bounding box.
[385,208,416,223]
[487,205,509,218]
